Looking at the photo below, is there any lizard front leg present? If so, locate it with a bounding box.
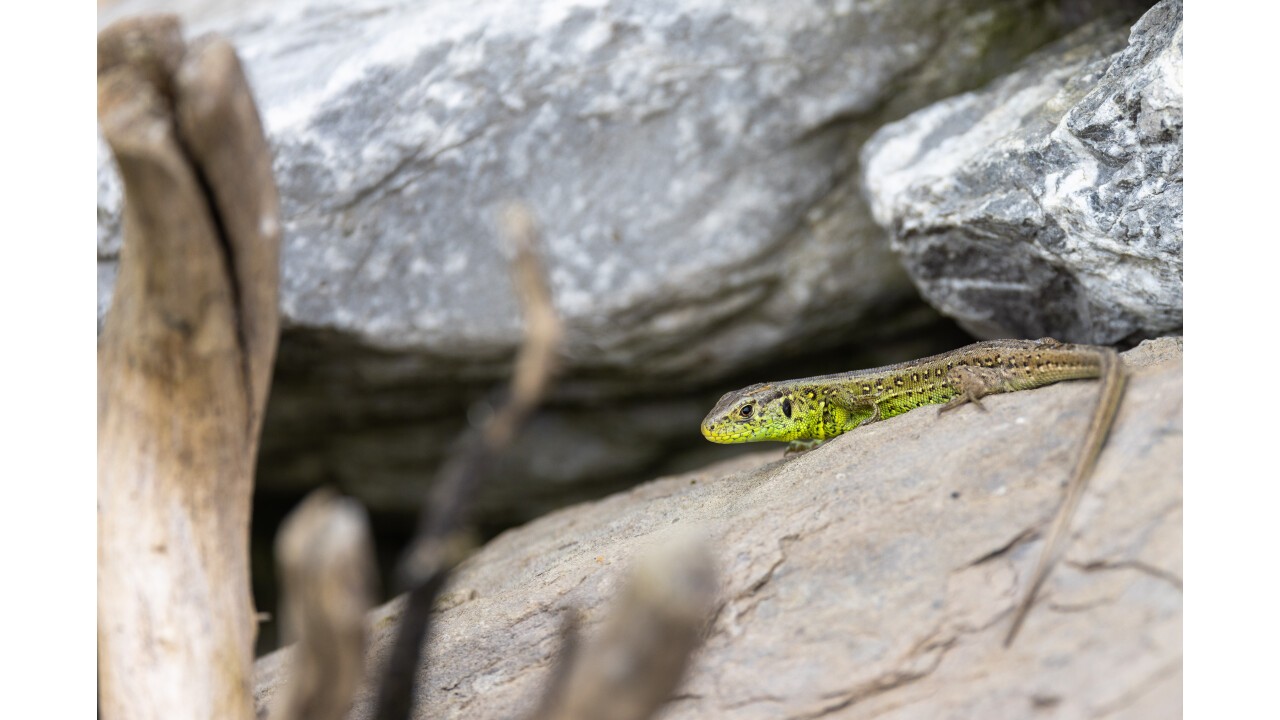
[938,365,1009,414]
[854,398,883,427]
[785,439,825,455]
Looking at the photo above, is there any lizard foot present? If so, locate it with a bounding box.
[785,439,824,455]
[938,392,986,415]
[939,365,1006,415]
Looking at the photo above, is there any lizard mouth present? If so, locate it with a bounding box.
[701,422,745,444]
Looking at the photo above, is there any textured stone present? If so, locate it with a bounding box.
[97,0,1084,376]
[255,337,1183,719]
[99,0,1097,522]
[861,0,1182,344]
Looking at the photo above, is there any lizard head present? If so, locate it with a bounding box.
[701,383,804,444]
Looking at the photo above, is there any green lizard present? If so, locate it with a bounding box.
[700,337,1126,645]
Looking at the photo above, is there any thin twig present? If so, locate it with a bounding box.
[374,202,563,720]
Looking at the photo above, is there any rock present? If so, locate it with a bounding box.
[100,0,1104,523]
[254,337,1183,719]
[861,0,1183,344]
[98,0,1084,376]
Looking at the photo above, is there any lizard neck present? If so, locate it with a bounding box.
[780,382,874,441]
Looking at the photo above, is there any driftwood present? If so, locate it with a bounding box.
[97,15,279,720]
[273,489,379,720]
[528,536,716,720]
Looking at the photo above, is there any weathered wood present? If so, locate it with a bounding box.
[174,35,281,434]
[528,537,716,720]
[271,490,378,720]
[97,16,279,720]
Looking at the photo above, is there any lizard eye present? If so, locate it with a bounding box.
[739,404,754,418]
[782,398,792,418]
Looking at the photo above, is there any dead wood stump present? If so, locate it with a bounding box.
[97,15,279,720]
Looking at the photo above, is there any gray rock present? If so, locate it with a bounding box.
[861,0,1183,344]
[97,135,123,331]
[254,337,1183,719]
[98,0,1085,377]
[99,0,1095,521]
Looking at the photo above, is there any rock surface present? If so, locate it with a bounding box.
[98,0,1083,376]
[99,0,1107,522]
[255,337,1183,719]
[861,0,1182,344]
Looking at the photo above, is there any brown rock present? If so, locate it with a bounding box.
[256,337,1182,719]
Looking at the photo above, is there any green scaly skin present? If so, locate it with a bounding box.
[701,338,1109,447]
[700,336,1128,647]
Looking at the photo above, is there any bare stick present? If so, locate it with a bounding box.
[174,34,282,438]
[374,203,563,720]
[529,535,717,720]
[97,16,279,720]
[272,490,379,720]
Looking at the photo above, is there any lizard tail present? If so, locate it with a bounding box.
[1004,347,1126,647]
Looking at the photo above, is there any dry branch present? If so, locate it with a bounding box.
[374,203,564,720]
[97,16,279,720]
[272,490,379,720]
[529,535,717,720]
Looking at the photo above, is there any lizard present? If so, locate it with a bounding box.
[699,337,1126,646]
